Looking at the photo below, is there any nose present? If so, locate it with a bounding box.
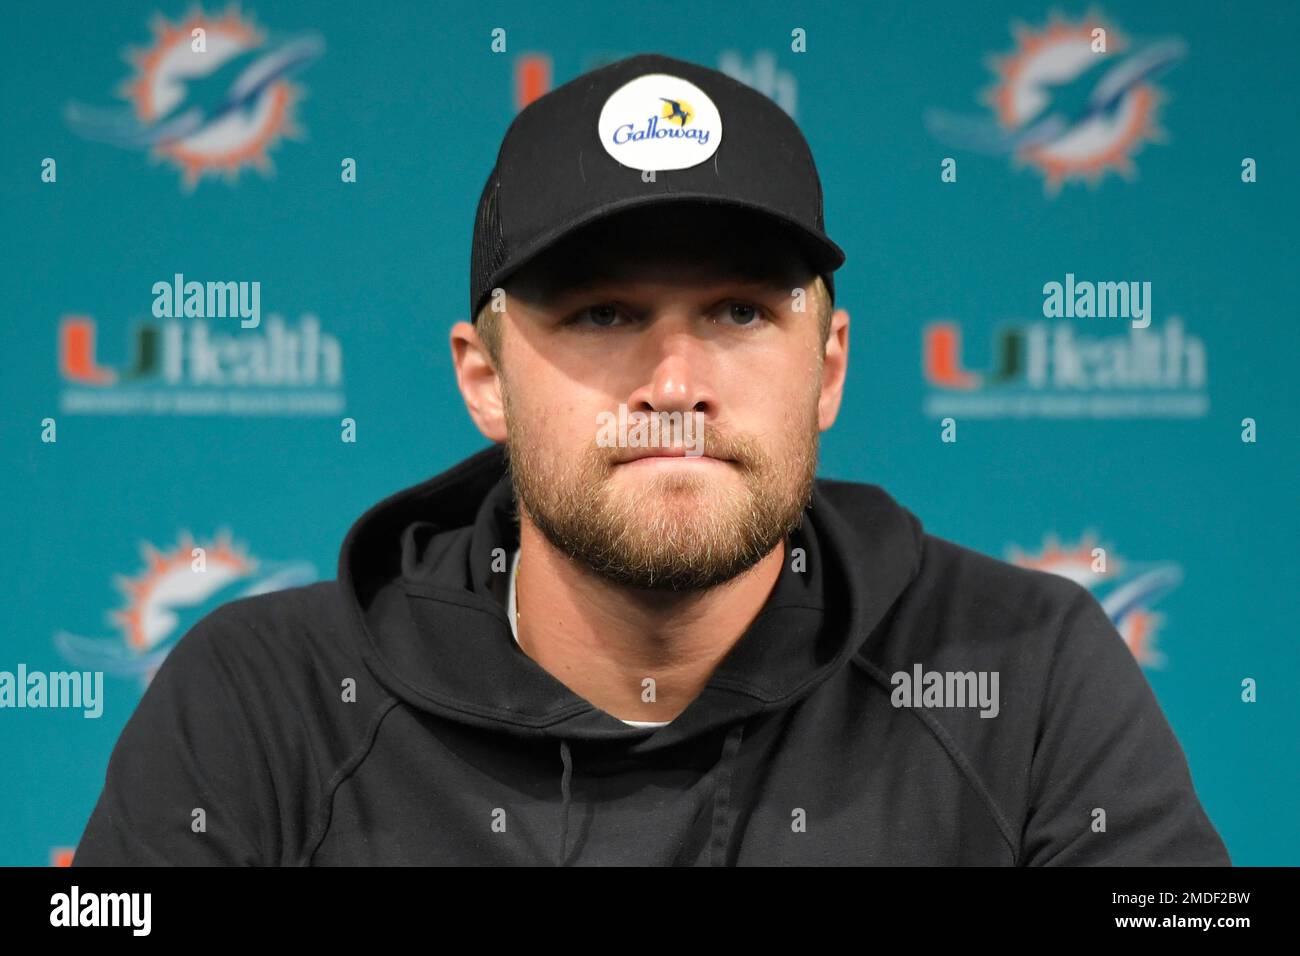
[623,320,719,421]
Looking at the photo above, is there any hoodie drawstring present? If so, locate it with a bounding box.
[554,722,746,866]
[557,739,573,866]
[708,722,746,867]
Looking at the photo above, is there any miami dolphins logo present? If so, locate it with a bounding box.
[65,7,323,189]
[1007,532,1182,667]
[926,13,1185,194]
[54,530,316,685]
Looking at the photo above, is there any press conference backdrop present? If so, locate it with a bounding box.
[1,0,1296,867]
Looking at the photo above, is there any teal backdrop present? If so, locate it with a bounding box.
[1,0,1296,865]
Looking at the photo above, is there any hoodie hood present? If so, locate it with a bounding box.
[339,443,924,754]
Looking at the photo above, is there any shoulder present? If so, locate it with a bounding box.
[89,581,388,865]
[866,529,1113,682]
[915,532,1090,627]
[811,476,1105,668]
[155,579,383,717]
[176,580,354,663]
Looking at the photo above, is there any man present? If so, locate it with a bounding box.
[74,53,1229,866]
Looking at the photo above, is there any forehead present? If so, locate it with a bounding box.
[506,204,815,305]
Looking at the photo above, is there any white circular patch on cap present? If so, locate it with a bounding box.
[598,73,722,171]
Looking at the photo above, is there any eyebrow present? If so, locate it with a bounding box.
[535,270,798,304]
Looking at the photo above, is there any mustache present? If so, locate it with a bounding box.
[602,431,755,466]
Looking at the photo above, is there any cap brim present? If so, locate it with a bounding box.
[475,193,845,319]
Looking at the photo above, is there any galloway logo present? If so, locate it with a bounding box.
[599,73,722,171]
[54,531,316,686]
[65,8,323,189]
[1008,533,1181,668]
[925,13,1185,193]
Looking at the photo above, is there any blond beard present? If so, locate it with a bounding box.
[500,382,820,591]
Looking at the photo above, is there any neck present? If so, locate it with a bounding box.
[513,516,787,723]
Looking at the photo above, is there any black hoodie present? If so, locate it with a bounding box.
[73,444,1230,866]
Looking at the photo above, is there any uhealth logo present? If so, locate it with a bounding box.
[54,531,315,686]
[58,309,345,416]
[922,317,1207,418]
[925,13,1185,193]
[65,8,323,189]
[1009,533,1182,668]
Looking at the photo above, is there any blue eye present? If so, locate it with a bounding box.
[571,304,624,327]
[728,303,758,324]
[720,301,766,326]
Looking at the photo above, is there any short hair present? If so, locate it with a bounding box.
[474,274,834,371]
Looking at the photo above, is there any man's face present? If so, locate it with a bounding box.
[481,206,842,591]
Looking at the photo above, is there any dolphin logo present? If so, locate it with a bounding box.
[926,38,1185,155]
[66,9,324,187]
[925,15,1186,192]
[67,34,323,148]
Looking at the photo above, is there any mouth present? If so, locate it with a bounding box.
[615,449,731,466]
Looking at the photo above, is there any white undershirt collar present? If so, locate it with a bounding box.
[508,547,670,729]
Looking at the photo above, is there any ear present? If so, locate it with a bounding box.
[450,320,508,442]
[817,308,850,431]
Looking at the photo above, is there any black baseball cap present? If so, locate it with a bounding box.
[470,52,845,321]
